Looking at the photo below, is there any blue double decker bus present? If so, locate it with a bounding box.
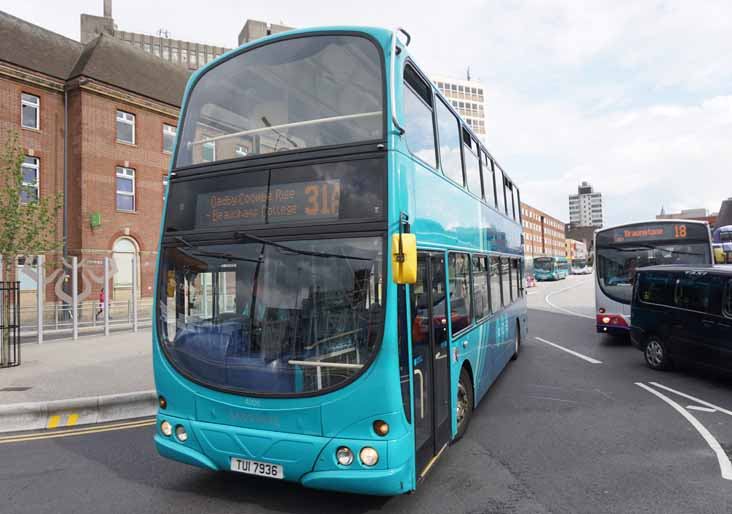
[153,27,527,495]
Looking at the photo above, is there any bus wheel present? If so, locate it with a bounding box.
[644,336,673,371]
[511,324,521,361]
[455,367,474,440]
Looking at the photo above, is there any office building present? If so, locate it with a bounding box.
[520,203,566,258]
[81,0,293,70]
[569,181,604,228]
[432,75,486,137]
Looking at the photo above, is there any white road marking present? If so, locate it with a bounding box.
[649,382,732,418]
[636,382,732,481]
[543,279,595,320]
[687,406,718,413]
[534,337,603,364]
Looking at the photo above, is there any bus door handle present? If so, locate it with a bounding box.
[414,369,425,419]
[435,351,447,360]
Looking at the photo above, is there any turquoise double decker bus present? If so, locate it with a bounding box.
[153,27,527,495]
[533,256,569,281]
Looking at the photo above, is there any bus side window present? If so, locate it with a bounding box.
[435,98,464,186]
[487,155,498,209]
[449,253,472,334]
[490,256,501,313]
[516,187,522,223]
[497,166,508,216]
[501,258,511,306]
[513,259,521,298]
[463,130,481,196]
[402,66,437,169]
[472,255,490,320]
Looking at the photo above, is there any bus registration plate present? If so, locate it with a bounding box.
[230,457,283,479]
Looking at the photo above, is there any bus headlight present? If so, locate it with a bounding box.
[336,446,354,466]
[359,447,379,466]
[160,420,173,437]
[175,425,188,442]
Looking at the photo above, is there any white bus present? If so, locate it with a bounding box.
[594,220,713,335]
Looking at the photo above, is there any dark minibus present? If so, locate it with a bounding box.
[630,265,732,371]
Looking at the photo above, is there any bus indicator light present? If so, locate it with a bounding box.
[373,420,389,436]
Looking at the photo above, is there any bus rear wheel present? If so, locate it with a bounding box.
[455,367,474,441]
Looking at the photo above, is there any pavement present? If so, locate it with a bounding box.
[2,275,732,513]
[0,330,154,432]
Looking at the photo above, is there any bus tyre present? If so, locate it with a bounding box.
[644,336,673,371]
[455,367,474,441]
[511,325,520,361]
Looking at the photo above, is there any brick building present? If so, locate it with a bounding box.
[0,10,189,303]
[520,202,566,258]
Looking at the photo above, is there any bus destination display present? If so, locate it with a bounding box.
[613,223,692,243]
[195,179,341,227]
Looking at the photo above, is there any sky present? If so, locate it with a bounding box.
[3,0,731,226]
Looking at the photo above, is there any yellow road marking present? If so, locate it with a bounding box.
[66,413,79,426]
[47,415,61,429]
[0,418,156,445]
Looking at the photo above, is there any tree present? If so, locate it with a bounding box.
[0,131,63,365]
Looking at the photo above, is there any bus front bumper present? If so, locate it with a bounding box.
[154,414,413,496]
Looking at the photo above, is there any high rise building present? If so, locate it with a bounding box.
[432,75,486,137]
[80,0,293,70]
[569,181,604,228]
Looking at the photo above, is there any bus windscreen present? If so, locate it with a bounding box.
[596,222,711,304]
[174,35,384,168]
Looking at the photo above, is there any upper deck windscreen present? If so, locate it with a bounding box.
[175,35,384,168]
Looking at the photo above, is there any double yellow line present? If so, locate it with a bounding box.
[0,418,156,445]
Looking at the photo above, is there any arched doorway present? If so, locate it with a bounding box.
[112,237,139,300]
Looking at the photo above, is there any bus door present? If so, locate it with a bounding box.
[411,251,452,477]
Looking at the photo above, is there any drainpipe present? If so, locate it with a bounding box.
[63,86,68,258]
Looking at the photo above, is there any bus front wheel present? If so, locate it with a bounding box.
[455,367,474,441]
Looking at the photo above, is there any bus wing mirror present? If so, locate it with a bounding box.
[392,233,417,284]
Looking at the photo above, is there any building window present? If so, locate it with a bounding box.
[116,110,135,144]
[202,141,216,162]
[116,166,135,211]
[153,45,161,57]
[144,43,151,53]
[21,93,40,130]
[171,47,178,63]
[181,49,188,64]
[21,156,39,204]
[163,124,177,154]
[189,52,197,67]
[199,52,205,66]
[162,46,169,60]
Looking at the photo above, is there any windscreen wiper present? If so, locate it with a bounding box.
[234,232,371,261]
[175,236,260,264]
[618,244,706,257]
